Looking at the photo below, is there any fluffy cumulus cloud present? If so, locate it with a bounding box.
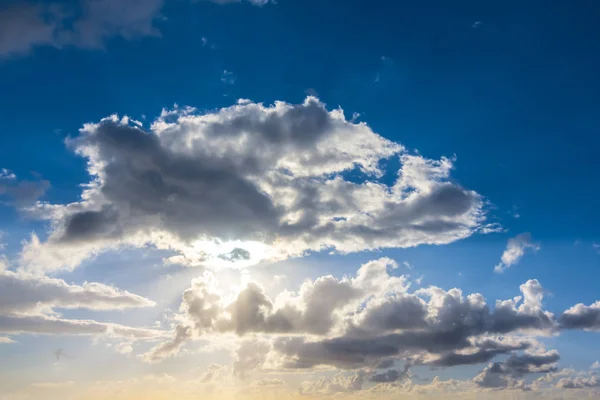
[494,233,540,273]
[144,257,569,369]
[559,301,600,331]
[21,97,485,274]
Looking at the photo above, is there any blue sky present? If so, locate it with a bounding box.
[1,1,600,399]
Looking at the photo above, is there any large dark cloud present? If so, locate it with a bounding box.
[145,264,571,368]
[23,98,484,274]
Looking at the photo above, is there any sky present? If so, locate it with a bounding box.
[0,0,600,399]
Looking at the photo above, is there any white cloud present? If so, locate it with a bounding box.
[20,97,485,275]
[0,268,163,343]
[0,269,155,316]
[494,233,540,273]
[221,70,236,84]
[0,336,15,344]
[0,168,17,180]
[0,313,164,339]
[559,301,600,331]
[143,258,571,367]
[0,0,272,58]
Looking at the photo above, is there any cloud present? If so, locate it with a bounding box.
[473,351,560,389]
[233,338,271,379]
[0,0,164,58]
[0,336,15,344]
[145,259,567,368]
[370,366,409,383]
[0,0,275,58]
[221,69,236,84]
[0,169,50,206]
[22,97,485,274]
[556,375,600,389]
[0,169,16,180]
[0,314,163,339]
[144,258,403,362]
[494,233,540,273]
[299,370,367,395]
[0,269,155,315]
[266,279,558,370]
[428,338,531,368]
[0,268,162,344]
[559,301,600,331]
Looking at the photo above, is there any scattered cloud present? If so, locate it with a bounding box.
[0,0,165,58]
[556,375,600,389]
[559,301,600,331]
[0,268,163,343]
[494,233,540,273]
[221,69,236,84]
[0,0,272,58]
[0,169,50,206]
[0,313,164,339]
